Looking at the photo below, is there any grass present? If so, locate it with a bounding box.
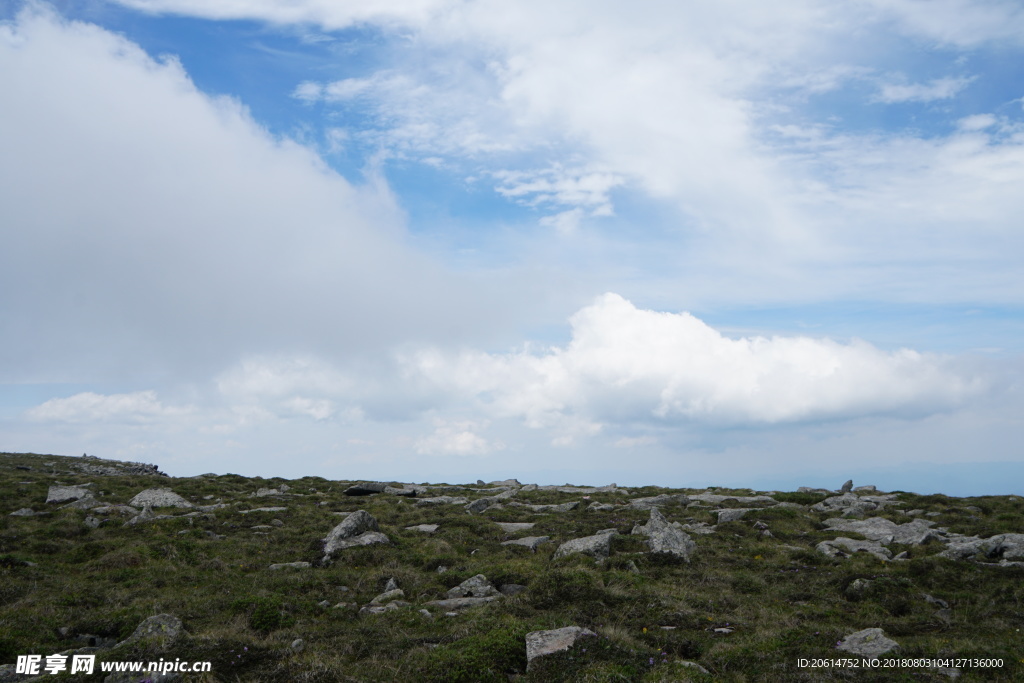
[1,451,1022,681]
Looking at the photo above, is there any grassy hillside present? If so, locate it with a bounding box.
[1,452,1021,681]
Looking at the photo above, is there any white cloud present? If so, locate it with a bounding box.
[26,391,191,423]
[405,293,982,428]
[873,76,974,103]
[414,419,502,456]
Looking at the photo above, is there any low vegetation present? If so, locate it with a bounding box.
[0,452,1021,681]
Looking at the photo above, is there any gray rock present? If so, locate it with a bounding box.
[119,614,183,649]
[822,517,940,546]
[715,508,752,523]
[446,574,500,598]
[416,496,469,506]
[424,596,500,611]
[322,510,389,559]
[128,488,193,509]
[587,502,616,511]
[495,522,536,533]
[798,487,833,495]
[634,508,695,561]
[853,485,878,493]
[553,532,613,561]
[466,497,501,514]
[253,487,286,497]
[291,638,305,653]
[370,588,406,604]
[628,494,690,510]
[510,501,580,513]
[406,524,439,533]
[525,626,597,670]
[84,516,101,529]
[811,493,878,516]
[836,628,899,657]
[816,537,893,561]
[239,507,288,514]
[9,508,38,516]
[841,479,853,493]
[499,583,528,596]
[922,593,950,609]
[344,482,387,496]
[501,536,551,551]
[46,485,92,504]
[268,562,311,570]
[845,578,873,598]
[489,479,522,486]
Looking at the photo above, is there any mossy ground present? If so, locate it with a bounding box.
[1,452,1022,681]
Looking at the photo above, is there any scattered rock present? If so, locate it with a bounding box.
[587,502,615,511]
[817,537,893,561]
[509,501,580,513]
[525,626,597,670]
[268,562,311,570]
[553,532,613,561]
[495,522,536,533]
[322,510,390,561]
[370,588,406,604]
[501,536,551,551]
[424,596,500,611]
[344,482,387,496]
[9,508,39,517]
[822,517,941,545]
[84,516,101,529]
[836,628,899,657]
[406,524,439,533]
[489,479,522,486]
[633,508,696,561]
[46,485,92,504]
[128,488,193,509]
[446,574,500,598]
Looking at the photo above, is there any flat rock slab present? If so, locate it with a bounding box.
[46,485,92,504]
[554,532,612,561]
[406,524,439,533]
[344,482,387,496]
[716,508,753,523]
[628,494,690,510]
[495,522,536,533]
[425,596,500,611]
[239,507,287,514]
[823,517,941,545]
[510,501,579,513]
[501,536,551,551]
[526,626,597,670]
[129,488,193,509]
[268,562,311,570]
[416,496,469,506]
[837,628,900,657]
[817,537,893,561]
[691,492,777,505]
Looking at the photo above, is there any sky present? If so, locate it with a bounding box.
[2,0,1023,495]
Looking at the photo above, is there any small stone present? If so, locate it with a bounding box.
[291,638,305,653]
[836,628,899,657]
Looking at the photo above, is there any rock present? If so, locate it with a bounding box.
[370,588,405,604]
[836,628,899,657]
[84,516,100,529]
[46,485,92,504]
[845,578,873,599]
[988,533,1024,560]
[922,593,949,609]
[119,614,183,649]
[489,479,522,486]
[906,509,924,516]
[633,508,695,561]
[446,574,500,598]
[678,661,710,674]
[466,497,501,514]
[416,496,469,506]
[499,583,528,596]
[680,522,716,535]
[385,578,399,592]
[322,510,389,560]
[811,493,878,516]
[853,485,878,493]
[253,487,286,497]
[268,562,311,570]
[816,537,892,561]
[239,507,288,514]
[715,508,752,523]
[344,482,387,496]
[424,596,500,611]
[587,502,615,511]
[798,487,832,495]
[525,626,597,670]
[939,535,992,560]
[271,519,284,527]
[553,532,613,561]
[128,489,193,509]
[841,480,853,493]
[509,501,580,513]
[9,508,38,516]
[406,524,439,533]
[291,638,305,653]
[501,536,551,551]
[628,494,690,510]
[495,522,536,533]
[821,517,940,545]
[59,495,102,510]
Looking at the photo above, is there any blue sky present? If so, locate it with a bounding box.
[2,0,1023,495]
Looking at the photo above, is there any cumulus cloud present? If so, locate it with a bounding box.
[26,391,191,424]
[404,294,981,429]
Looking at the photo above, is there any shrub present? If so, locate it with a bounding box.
[420,625,528,682]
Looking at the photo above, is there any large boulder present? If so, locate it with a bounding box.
[128,489,193,509]
[633,508,696,561]
[46,485,92,504]
[525,626,597,670]
[822,517,941,546]
[816,537,892,561]
[322,510,390,560]
[553,531,613,561]
[118,614,183,650]
[344,482,387,496]
[416,496,469,506]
